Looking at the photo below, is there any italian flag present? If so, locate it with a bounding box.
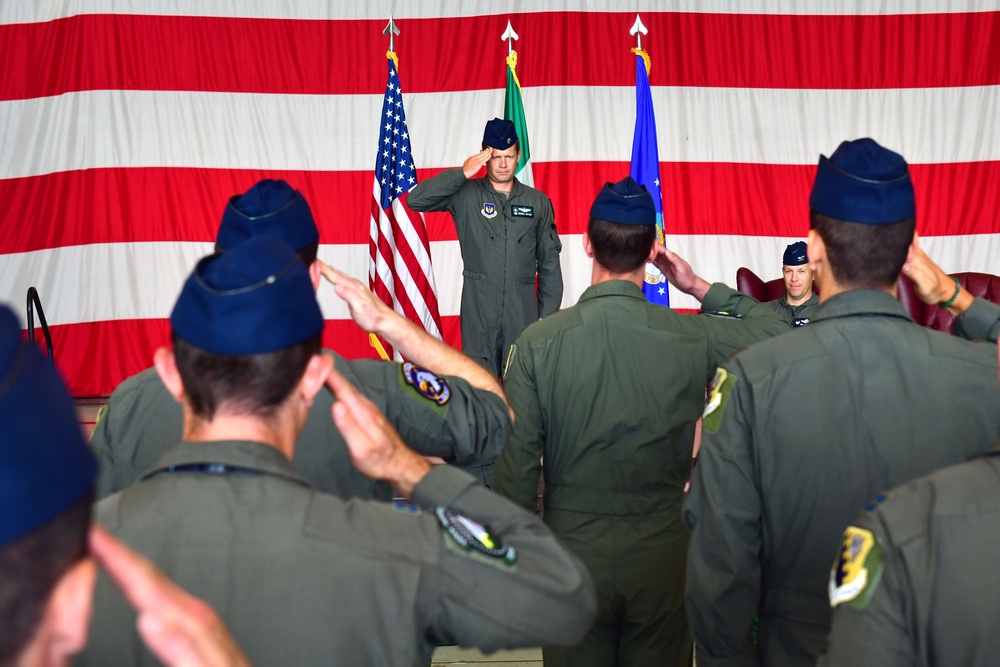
[503,51,533,187]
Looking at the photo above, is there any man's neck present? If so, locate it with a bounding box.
[786,290,813,307]
[591,263,644,289]
[815,277,897,304]
[181,409,297,461]
[488,177,515,194]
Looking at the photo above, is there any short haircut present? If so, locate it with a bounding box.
[482,141,519,153]
[0,492,92,667]
[810,212,915,290]
[172,332,322,421]
[587,217,656,274]
[213,241,318,267]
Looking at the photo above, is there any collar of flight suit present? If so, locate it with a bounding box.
[811,288,914,324]
[777,292,820,309]
[140,439,312,488]
[578,279,646,303]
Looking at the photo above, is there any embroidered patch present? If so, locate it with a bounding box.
[436,507,517,565]
[512,205,534,218]
[503,344,517,381]
[793,317,810,327]
[400,362,451,408]
[481,202,498,219]
[829,526,884,610]
[702,368,737,433]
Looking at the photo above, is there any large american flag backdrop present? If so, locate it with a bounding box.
[2,2,998,396]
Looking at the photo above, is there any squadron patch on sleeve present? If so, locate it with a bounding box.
[829,526,884,610]
[436,507,517,566]
[702,368,737,433]
[399,362,451,414]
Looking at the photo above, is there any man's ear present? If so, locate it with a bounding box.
[298,353,334,407]
[43,557,97,665]
[582,232,594,259]
[309,259,322,292]
[807,229,825,272]
[905,230,919,266]
[153,347,185,403]
[646,238,658,264]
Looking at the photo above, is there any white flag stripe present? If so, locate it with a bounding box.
[4,234,997,328]
[4,1,994,25]
[4,86,999,180]
[378,204,441,338]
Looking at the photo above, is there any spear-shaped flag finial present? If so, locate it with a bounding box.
[630,14,647,51]
[501,20,519,56]
[383,15,400,52]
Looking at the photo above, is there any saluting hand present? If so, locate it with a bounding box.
[89,525,251,667]
[652,244,711,302]
[318,261,391,334]
[326,366,432,498]
[902,241,957,305]
[462,148,492,179]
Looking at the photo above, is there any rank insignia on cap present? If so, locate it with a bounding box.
[481,203,498,219]
[829,526,884,609]
[400,362,451,409]
[436,507,517,566]
[702,368,737,433]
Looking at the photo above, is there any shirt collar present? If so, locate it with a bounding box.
[141,440,310,487]
[578,280,647,303]
[812,289,913,323]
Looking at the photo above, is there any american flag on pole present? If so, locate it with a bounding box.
[369,50,442,360]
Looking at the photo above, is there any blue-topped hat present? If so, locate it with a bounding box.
[171,237,325,355]
[483,118,518,150]
[782,241,808,266]
[589,176,656,226]
[217,179,319,251]
[0,306,97,547]
[809,138,915,225]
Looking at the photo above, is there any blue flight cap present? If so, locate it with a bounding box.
[171,237,325,355]
[216,179,320,251]
[589,176,656,226]
[483,118,518,150]
[783,241,808,266]
[0,305,97,547]
[809,138,916,225]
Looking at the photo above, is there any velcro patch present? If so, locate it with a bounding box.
[399,362,451,415]
[702,368,737,433]
[436,507,516,566]
[829,526,884,610]
[511,205,534,218]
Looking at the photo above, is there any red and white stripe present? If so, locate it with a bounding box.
[2,3,998,395]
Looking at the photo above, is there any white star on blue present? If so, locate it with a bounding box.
[376,60,419,209]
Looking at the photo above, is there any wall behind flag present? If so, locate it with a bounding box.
[2,2,999,394]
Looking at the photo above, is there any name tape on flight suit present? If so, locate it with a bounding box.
[511,206,534,218]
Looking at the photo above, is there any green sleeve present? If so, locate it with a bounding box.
[699,283,791,370]
[684,363,764,667]
[535,198,563,318]
[349,359,511,466]
[952,297,1000,343]
[412,465,597,651]
[492,342,545,513]
[407,168,467,214]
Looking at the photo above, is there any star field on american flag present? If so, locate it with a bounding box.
[377,59,418,208]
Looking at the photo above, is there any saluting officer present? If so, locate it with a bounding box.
[79,237,597,667]
[684,138,1000,667]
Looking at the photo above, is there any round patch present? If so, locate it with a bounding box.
[403,362,450,405]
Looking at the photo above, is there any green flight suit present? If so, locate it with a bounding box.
[79,442,597,667]
[819,446,1000,667]
[953,296,1000,342]
[408,168,563,377]
[493,280,789,667]
[90,350,510,500]
[766,293,819,327]
[685,290,1000,667]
